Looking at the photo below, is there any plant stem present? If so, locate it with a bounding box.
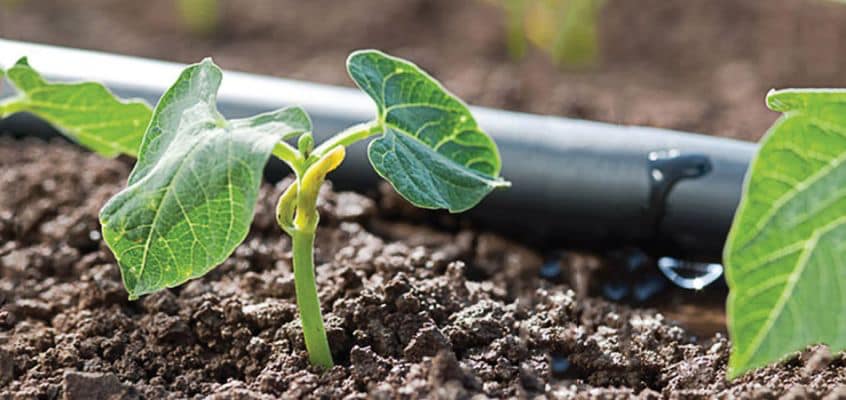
[275,146,345,370]
[291,228,333,369]
[310,121,381,159]
[272,140,305,173]
[0,100,23,117]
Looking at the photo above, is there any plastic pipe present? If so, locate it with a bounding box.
[0,39,757,261]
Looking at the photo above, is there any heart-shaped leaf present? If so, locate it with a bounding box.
[347,50,509,213]
[100,59,310,299]
[0,57,152,158]
[724,89,846,378]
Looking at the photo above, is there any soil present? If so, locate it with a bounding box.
[5,0,846,142]
[2,139,846,399]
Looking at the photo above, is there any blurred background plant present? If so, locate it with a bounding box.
[0,0,22,9]
[496,0,606,68]
[177,0,219,36]
[3,0,846,142]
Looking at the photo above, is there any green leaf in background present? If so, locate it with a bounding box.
[347,50,509,213]
[0,57,152,158]
[99,59,310,299]
[724,89,846,378]
[549,0,604,67]
[177,0,220,36]
[496,0,605,67]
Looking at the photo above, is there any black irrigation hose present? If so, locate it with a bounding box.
[0,39,757,262]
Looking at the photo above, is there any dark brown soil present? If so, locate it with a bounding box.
[5,0,846,142]
[3,139,846,399]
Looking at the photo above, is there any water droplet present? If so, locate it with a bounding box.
[657,257,723,290]
[89,230,101,241]
[602,281,629,301]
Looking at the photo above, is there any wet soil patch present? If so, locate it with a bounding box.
[2,139,846,398]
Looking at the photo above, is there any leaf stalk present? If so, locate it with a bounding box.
[272,140,306,174]
[310,121,381,160]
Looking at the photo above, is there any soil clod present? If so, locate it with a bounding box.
[63,371,138,400]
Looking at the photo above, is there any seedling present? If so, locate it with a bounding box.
[724,89,846,378]
[1,52,509,369]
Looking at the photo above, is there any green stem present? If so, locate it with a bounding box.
[276,147,345,369]
[310,121,381,159]
[0,99,23,118]
[292,228,333,369]
[272,140,306,174]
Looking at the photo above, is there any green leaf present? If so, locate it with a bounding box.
[99,59,310,299]
[724,89,846,378]
[0,57,152,158]
[347,50,509,213]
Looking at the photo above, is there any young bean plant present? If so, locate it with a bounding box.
[1,51,509,368]
[724,89,846,378]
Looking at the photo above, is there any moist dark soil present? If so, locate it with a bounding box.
[5,0,846,142]
[3,139,846,399]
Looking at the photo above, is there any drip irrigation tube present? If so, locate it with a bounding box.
[0,39,757,261]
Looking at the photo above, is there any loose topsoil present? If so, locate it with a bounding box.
[3,140,846,399]
[5,0,846,142]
